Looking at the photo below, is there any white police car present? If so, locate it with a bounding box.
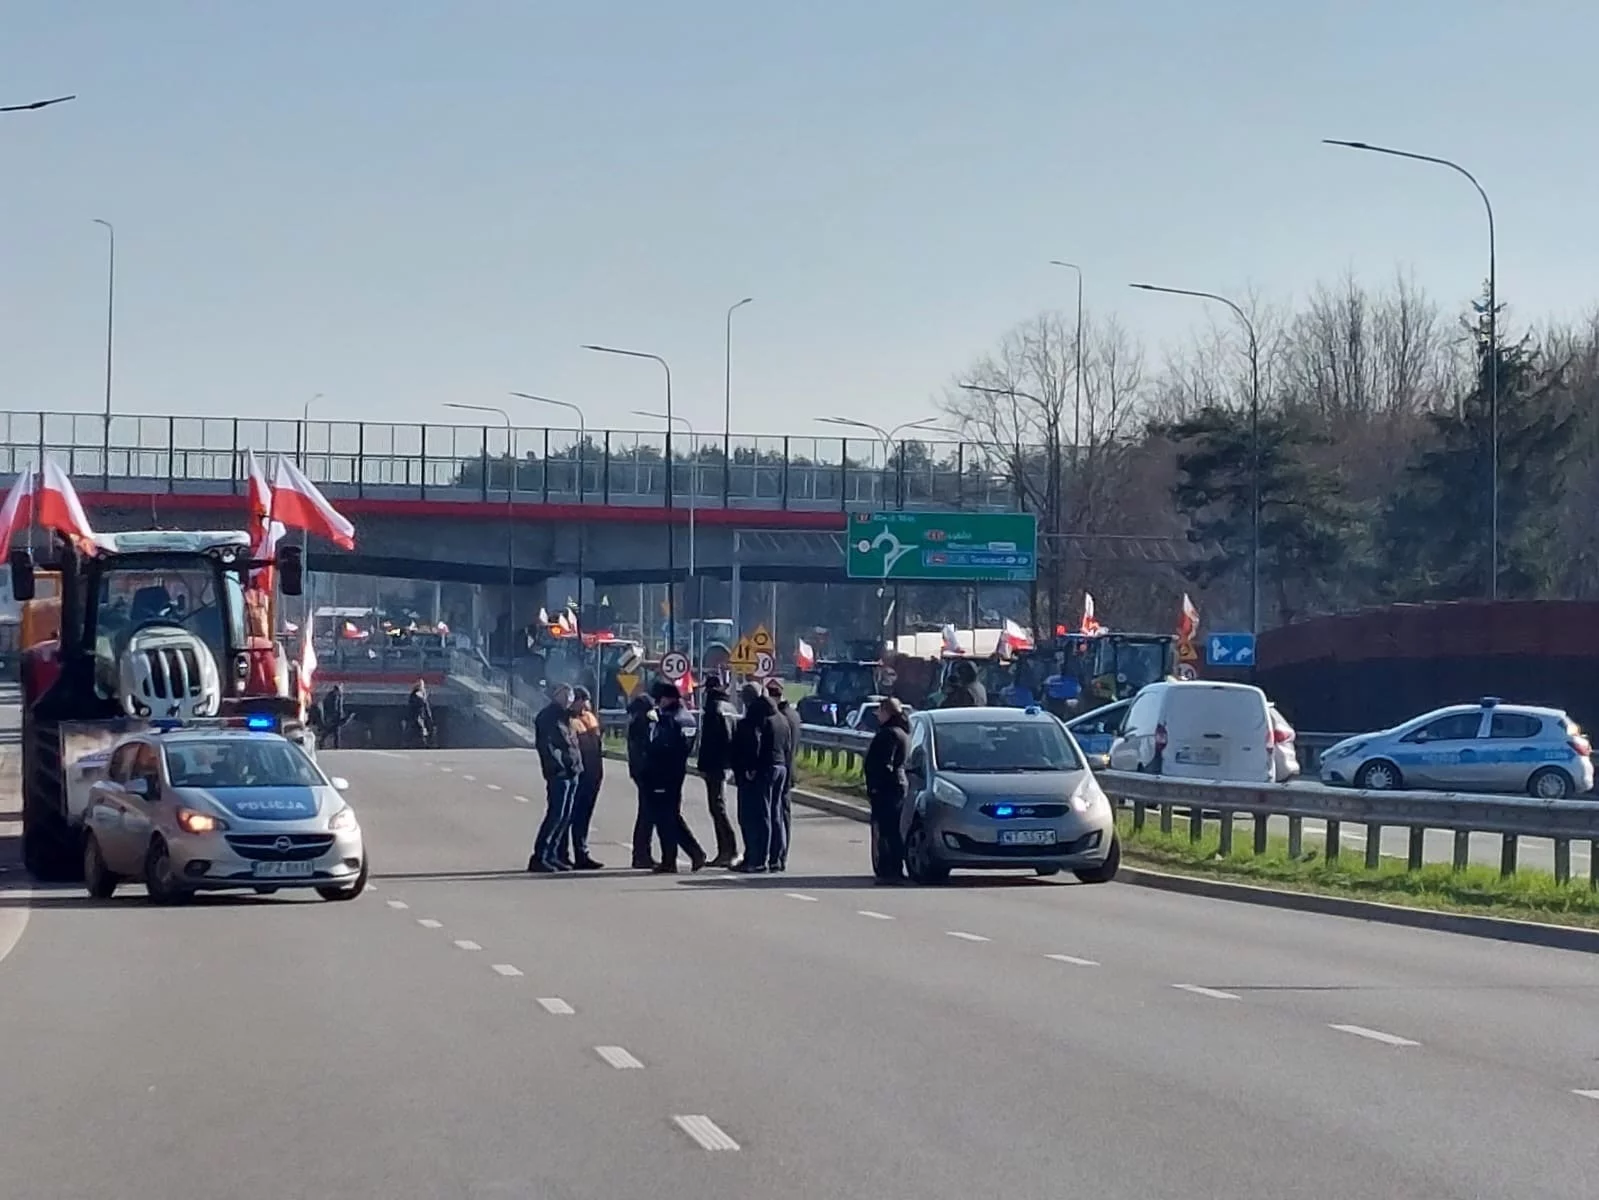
[1319,698,1594,799]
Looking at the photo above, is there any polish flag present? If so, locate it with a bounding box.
[563,606,579,634]
[270,456,355,550]
[941,623,962,654]
[1177,593,1200,644]
[0,466,35,561]
[245,450,285,589]
[298,612,319,712]
[1001,618,1033,652]
[38,459,101,554]
[795,638,816,671]
[1080,593,1103,636]
[538,605,551,626]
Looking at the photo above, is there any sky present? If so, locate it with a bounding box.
[6,1,1599,449]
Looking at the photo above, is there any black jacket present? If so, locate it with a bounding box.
[407,688,433,729]
[534,701,582,781]
[731,695,792,780]
[643,702,696,789]
[625,695,656,783]
[696,691,735,775]
[324,686,347,725]
[775,699,802,784]
[864,713,912,797]
[941,679,987,708]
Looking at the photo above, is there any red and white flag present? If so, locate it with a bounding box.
[0,466,36,561]
[270,456,355,550]
[298,612,319,712]
[1001,618,1033,652]
[1080,593,1102,636]
[1177,593,1200,644]
[245,450,286,589]
[38,459,100,554]
[795,637,816,670]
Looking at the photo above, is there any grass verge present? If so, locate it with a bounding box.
[1118,812,1599,929]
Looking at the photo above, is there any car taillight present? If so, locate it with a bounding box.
[1572,736,1591,757]
[1272,725,1294,745]
[1154,722,1167,753]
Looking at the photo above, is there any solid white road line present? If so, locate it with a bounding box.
[672,1115,740,1152]
[595,1045,644,1069]
[1573,1089,1599,1101]
[454,940,482,951]
[417,919,443,929]
[945,931,990,942]
[1329,1023,1419,1047]
[485,783,503,791]
[1045,954,1100,967]
[537,997,575,1015]
[385,899,409,910]
[857,910,895,920]
[1172,983,1241,1001]
[785,892,819,902]
[0,885,30,968]
[491,964,523,977]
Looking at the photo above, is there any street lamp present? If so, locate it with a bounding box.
[512,391,587,636]
[299,392,324,617]
[92,219,115,450]
[816,416,944,510]
[1129,282,1261,635]
[1,95,75,113]
[583,343,678,651]
[446,401,516,701]
[1047,261,1086,457]
[723,296,754,501]
[1324,138,1499,600]
[636,409,702,662]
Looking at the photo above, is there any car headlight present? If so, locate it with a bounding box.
[176,807,227,834]
[931,777,967,807]
[328,806,358,832]
[1069,780,1109,814]
[1324,741,1366,762]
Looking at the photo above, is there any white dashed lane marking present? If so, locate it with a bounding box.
[417,919,443,929]
[454,940,482,951]
[485,783,503,791]
[857,910,895,920]
[1329,1023,1419,1047]
[462,774,477,782]
[1574,1089,1599,1101]
[673,1115,739,1152]
[385,899,409,910]
[538,997,576,1015]
[1172,984,1240,1001]
[491,964,523,977]
[1046,954,1100,967]
[784,892,819,902]
[595,1045,644,1069]
[439,767,453,773]
[945,931,990,942]
[515,795,531,803]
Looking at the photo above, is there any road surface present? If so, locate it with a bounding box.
[2,741,1596,1199]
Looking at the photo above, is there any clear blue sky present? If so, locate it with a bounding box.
[5,1,1596,442]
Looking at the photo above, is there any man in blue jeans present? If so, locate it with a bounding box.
[529,684,582,873]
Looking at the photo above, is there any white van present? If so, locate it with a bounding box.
[1108,681,1273,782]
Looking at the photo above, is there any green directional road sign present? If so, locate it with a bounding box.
[845,511,1038,582]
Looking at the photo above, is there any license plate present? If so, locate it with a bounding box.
[999,829,1056,847]
[1175,746,1222,766]
[252,860,315,878]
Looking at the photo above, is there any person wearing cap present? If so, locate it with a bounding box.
[696,674,739,867]
[561,685,605,870]
[529,683,582,872]
[863,695,912,882]
[625,692,661,869]
[730,681,791,872]
[765,678,802,870]
[642,680,706,873]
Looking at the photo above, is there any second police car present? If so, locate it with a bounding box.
[1319,697,1594,799]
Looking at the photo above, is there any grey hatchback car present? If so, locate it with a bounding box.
[894,706,1119,884]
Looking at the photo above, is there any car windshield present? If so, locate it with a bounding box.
[932,719,1083,773]
[91,559,246,702]
[165,738,326,789]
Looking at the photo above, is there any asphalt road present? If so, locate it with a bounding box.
[2,740,1598,1199]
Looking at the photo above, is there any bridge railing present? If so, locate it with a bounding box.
[0,410,1021,513]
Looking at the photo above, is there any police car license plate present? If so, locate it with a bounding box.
[999,829,1056,847]
[252,860,315,878]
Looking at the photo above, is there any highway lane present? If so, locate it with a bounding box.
[2,742,1596,1199]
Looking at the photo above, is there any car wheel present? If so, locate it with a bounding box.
[143,838,189,906]
[1035,866,1062,877]
[1528,767,1574,800]
[1073,836,1121,884]
[83,833,117,900]
[317,856,369,902]
[1354,760,1403,791]
[903,821,949,885]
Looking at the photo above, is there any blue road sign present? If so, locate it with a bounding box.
[1206,632,1256,666]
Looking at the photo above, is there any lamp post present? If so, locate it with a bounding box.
[91,219,115,452]
[583,343,677,651]
[723,297,754,502]
[1046,261,1086,457]
[446,401,516,701]
[1323,138,1498,599]
[635,409,701,664]
[299,392,323,618]
[1129,282,1261,635]
[512,391,587,636]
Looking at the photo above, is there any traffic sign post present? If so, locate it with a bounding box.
[845,511,1037,583]
[729,636,757,674]
[749,624,774,653]
[1206,633,1256,666]
[660,651,690,681]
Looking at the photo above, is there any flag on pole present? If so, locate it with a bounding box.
[1080,593,1102,636]
[0,465,35,561]
[38,459,101,554]
[1177,593,1200,643]
[269,456,356,549]
[1001,618,1033,652]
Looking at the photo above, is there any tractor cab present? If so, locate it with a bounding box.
[1037,632,1177,717]
[797,659,881,725]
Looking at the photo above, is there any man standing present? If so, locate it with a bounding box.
[863,696,912,883]
[321,683,348,749]
[529,684,581,873]
[563,686,605,870]
[731,683,790,873]
[407,679,435,748]
[696,675,739,867]
[642,682,706,874]
[625,693,659,870]
[765,678,802,871]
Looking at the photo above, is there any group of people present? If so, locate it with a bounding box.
[525,673,805,875]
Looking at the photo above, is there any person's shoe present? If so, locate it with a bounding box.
[651,863,679,875]
[527,858,558,874]
[573,856,605,870]
[733,862,769,874]
[631,857,658,870]
[549,860,574,872]
[706,854,735,869]
[689,851,707,873]
[555,857,575,869]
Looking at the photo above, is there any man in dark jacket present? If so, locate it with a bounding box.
[863,696,912,883]
[406,680,435,748]
[696,675,739,867]
[562,686,605,870]
[941,659,988,708]
[730,684,792,872]
[642,682,706,873]
[321,683,350,749]
[625,693,660,869]
[765,678,803,871]
[529,684,582,873]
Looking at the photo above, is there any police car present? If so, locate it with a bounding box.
[1318,698,1594,799]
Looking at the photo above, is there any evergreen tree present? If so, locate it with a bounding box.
[1379,291,1575,599]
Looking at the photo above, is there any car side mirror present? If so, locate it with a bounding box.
[1413,730,1429,743]
[124,777,151,798]
[330,776,350,792]
[278,545,304,597]
[8,548,35,603]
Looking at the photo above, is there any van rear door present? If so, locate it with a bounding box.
[1162,685,1270,781]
